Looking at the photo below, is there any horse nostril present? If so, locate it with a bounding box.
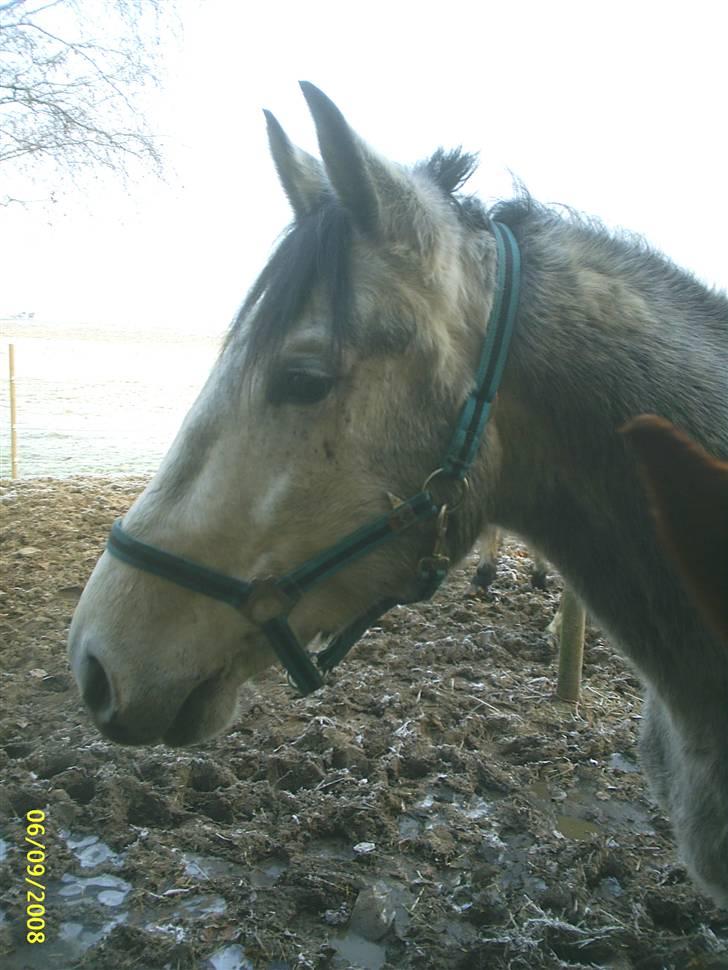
[79,653,115,722]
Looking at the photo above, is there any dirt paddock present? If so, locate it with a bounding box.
[1,477,727,969]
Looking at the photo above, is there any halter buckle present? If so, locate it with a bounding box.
[240,579,294,625]
[388,503,418,530]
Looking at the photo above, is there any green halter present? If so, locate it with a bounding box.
[106,221,521,695]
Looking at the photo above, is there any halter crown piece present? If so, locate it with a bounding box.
[106,222,522,695]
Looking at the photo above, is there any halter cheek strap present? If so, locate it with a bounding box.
[106,221,521,695]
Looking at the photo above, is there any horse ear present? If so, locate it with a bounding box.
[623,415,728,644]
[264,109,328,220]
[299,81,426,241]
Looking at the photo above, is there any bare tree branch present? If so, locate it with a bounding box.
[0,0,172,205]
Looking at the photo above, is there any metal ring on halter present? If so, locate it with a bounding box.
[421,468,469,513]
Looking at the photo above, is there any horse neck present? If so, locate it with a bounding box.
[482,213,728,726]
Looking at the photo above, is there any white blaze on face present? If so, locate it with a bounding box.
[251,471,292,529]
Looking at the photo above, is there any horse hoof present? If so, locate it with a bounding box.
[472,563,497,590]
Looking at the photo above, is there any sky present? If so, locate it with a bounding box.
[2,0,727,333]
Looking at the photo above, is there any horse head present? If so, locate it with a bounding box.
[68,84,504,745]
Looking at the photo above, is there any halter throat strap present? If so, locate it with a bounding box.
[105,221,521,695]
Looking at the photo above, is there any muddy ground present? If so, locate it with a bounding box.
[1,477,727,970]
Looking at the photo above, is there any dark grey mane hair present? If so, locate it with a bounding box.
[230,148,489,373]
[421,147,479,195]
[420,147,489,231]
[490,194,728,320]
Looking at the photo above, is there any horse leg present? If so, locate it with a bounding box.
[472,526,501,589]
[640,688,728,907]
[530,553,548,589]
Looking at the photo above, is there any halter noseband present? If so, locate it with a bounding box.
[106,221,521,695]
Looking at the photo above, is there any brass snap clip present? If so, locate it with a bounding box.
[417,502,451,580]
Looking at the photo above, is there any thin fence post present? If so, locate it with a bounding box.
[556,586,586,703]
[9,343,18,478]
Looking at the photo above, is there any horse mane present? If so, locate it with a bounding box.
[490,193,728,320]
[421,147,490,231]
[422,147,479,195]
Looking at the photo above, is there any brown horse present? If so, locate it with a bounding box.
[624,415,728,645]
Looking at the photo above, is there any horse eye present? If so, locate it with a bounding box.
[269,369,335,405]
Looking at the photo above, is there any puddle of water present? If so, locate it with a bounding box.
[529,780,551,801]
[182,851,247,881]
[3,835,265,969]
[6,866,131,967]
[350,883,396,941]
[143,921,187,943]
[57,921,103,947]
[556,814,602,840]
[307,838,356,862]
[65,832,122,869]
[129,893,227,944]
[56,871,133,904]
[529,776,655,837]
[496,834,546,892]
[463,796,493,820]
[204,943,255,970]
[332,931,387,970]
[180,893,227,918]
[609,752,640,773]
[182,850,288,889]
[402,789,494,838]
[97,888,129,907]
[250,860,288,888]
[59,916,126,949]
[0,837,9,862]
[2,910,128,970]
[398,815,420,839]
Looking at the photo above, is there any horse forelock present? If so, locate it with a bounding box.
[229,197,355,374]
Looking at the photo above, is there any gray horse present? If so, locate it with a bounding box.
[69,84,728,907]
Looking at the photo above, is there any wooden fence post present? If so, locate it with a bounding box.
[9,343,18,478]
[556,586,586,703]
